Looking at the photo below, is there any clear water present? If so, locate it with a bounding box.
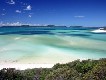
[0,27,106,64]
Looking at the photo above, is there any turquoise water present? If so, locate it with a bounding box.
[0,27,106,64]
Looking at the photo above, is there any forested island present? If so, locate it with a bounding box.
[0,58,106,80]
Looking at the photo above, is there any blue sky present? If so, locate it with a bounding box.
[0,0,106,26]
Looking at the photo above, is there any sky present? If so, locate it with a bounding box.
[0,0,106,27]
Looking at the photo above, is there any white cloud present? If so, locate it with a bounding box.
[28,15,32,17]
[7,0,15,5]
[24,5,32,10]
[16,10,21,13]
[2,22,21,26]
[12,22,21,25]
[74,16,85,18]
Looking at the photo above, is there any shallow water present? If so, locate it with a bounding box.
[0,27,106,64]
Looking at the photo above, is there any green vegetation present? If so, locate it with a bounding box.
[0,58,106,80]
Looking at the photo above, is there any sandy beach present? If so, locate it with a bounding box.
[0,64,54,70]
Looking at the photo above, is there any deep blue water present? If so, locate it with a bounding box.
[0,26,105,41]
[0,26,100,35]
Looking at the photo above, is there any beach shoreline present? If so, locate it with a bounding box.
[0,63,54,70]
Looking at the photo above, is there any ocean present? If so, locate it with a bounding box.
[0,26,106,65]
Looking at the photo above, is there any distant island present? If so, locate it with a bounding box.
[0,23,105,28]
[0,24,82,27]
[0,24,86,30]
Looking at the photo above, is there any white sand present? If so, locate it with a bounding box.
[0,64,54,70]
[0,47,78,70]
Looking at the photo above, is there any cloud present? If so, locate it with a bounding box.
[1,22,21,26]
[3,9,5,11]
[28,15,32,17]
[1,13,6,16]
[12,22,21,25]
[24,5,32,10]
[7,0,15,5]
[74,16,85,18]
[16,10,21,13]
